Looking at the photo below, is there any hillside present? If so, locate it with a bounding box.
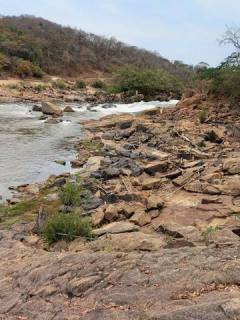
[0,15,191,80]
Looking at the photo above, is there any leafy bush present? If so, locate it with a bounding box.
[91,79,106,89]
[59,182,81,206]
[211,68,240,105]
[51,79,66,90]
[113,65,183,97]
[75,80,86,89]
[0,53,11,71]
[42,212,92,244]
[14,59,43,78]
[194,67,240,106]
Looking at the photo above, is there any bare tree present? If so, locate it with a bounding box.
[220,26,240,51]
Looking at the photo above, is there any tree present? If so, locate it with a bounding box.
[220,26,240,69]
[220,26,240,51]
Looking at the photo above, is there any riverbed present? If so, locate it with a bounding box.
[0,100,178,200]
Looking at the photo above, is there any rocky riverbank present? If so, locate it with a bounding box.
[1,93,240,319]
[0,78,174,105]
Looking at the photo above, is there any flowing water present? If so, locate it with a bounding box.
[0,100,178,201]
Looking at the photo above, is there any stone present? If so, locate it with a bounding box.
[104,204,119,222]
[201,172,223,183]
[24,184,40,195]
[173,171,196,186]
[93,221,139,236]
[54,160,66,166]
[202,184,221,195]
[118,120,133,129]
[63,106,75,112]
[221,299,240,319]
[211,229,240,244]
[39,115,48,120]
[162,169,182,179]
[147,149,170,160]
[32,104,42,112]
[42,102,63,116]
[130,210,151,226]
[88,232,166,252]
[203,130,223,144]
[83,197,103,211]
[7,197,21,205]
[45,118,60,124]
[83,156,104,174]
[148,209,161,219]
[223,158,240,175]
[142,178,162,190]
[182,160,204,169]
[46,193,59,201]
[218,177,240,196]
[50,177,66,187]
[146,195,164,211]
[91,210,105,227]
[144,161,169,175]
[156,224,202,242]
[71,159,85,168]
[102,168,121,180]
[184,180,203,193]
[66,276,101,297]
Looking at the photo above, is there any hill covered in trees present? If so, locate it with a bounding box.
[0,15,191,80]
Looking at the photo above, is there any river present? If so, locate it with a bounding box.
[0,100,178,201]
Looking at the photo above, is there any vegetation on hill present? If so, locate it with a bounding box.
[193,26,240,108]
[111,65,183,98]
[0,15,191,81]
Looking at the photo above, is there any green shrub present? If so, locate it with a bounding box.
[112,65,183,97]
[32,65,44,78]
[14,59,44,78]
[211,68,240,105]
[194,67,240,106]
[52,79,66,90]
[59,182,81,206]
[42,212,92,244]
[75,80,86,89]
[198,110,208,123]
[34,84,47,92]
[91,79,106,89]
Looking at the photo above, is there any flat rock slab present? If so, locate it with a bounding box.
[92,221,139,236]
[1,228,240,319]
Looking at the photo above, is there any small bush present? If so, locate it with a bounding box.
[75,80,86,89]
[0,53,11,71]
[59,182,81,206]
[52,79,66,90]
[42,212,92,244]
[34,84,47,92]
[198,110,208,123]
[32,65,44,78]
[91,79,106,89]
[14,59,43,78]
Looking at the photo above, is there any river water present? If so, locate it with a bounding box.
[0,100,178,201]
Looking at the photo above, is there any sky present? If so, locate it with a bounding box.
[0,0,239,66]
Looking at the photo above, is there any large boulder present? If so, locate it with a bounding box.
[42,102,63,116]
